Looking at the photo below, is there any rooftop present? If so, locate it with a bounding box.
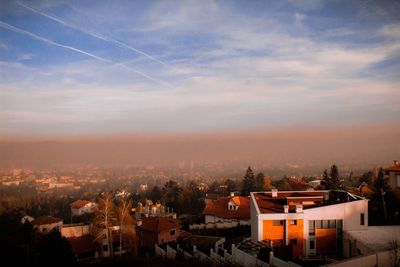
[68,234,98,255]
[140,216,180,233]
[32,215,63,226]
[203,196,250,219]
[70,199,93,209]
[252,190,364,214]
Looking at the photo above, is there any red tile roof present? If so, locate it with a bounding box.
[32,215,63,226]
[140,216,180,233]
[70,200,92,209]
[68,235,98,255]
[203,196,250,219]
[384,165,400,172]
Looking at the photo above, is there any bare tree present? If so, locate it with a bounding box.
[94,193,115,258]
[116,195,135,255]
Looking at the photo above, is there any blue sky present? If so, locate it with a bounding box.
[0,0,399,136]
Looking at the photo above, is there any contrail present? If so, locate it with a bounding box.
[16,0,170,69]
[0,21,173,88]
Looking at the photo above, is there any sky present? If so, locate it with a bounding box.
[0,0,400,136]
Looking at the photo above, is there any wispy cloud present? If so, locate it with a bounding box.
[0,21,173,88]
[16,0,171,69]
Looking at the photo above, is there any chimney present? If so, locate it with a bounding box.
[272,189,278,197]
[284,205,289,213]
[394,160,399,166]
[296,204,303,213]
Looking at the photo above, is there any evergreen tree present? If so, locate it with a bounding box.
[330,164,340,190]
[242,166,256,196]
[225,179,237,195]
[162,180,182,212]
[370,168,393,223]
[322,169,329,188]
[150,186,162,202]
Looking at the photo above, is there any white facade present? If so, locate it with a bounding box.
[35,221,63,233]
[71,202,97,216]
[250,190,369,257]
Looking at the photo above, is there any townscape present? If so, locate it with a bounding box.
[1,161,399,266]
[1,0,400,266]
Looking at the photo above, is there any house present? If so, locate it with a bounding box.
[139,216,180,249]
[32,215,63,233]
[384,160,400,190]
[250,189,368,258]
[203,195,250,227]
[70,200,98,217]
[68,234,99,261]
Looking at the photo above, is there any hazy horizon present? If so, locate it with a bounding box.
[1,124,398,170]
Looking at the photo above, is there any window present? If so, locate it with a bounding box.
[290,220,297,225]
[397,175,400,187]
[309,220,315,234]
[161,237,165,244]
[310,240,315,250]
[272,220,283,226]
[329,220,336,228]
[103,245,108,252]
[315,220,322,229]
[360,213,365,225]
[170,229,176,236]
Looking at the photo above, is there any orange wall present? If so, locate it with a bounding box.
[316,229,336,253]
[288,219,303,258]
[263,220,284,241]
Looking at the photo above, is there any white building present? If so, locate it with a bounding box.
[250,189,368,258]
[32,215,63,233]
[70,200,98,217]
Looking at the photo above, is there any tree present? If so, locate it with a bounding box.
[371,168,392,223]
[322,169,329,188]
[94,193,115,258]
[162,180,182,212]
[225,179,237,195]
[242,166,256,196]
[116,195,134,256]
[208,181,220,193]
[255,172,272,191]
[359,171,373,185]
[150,186,162,202]
[330,164,340,190]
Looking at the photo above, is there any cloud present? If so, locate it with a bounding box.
[0,21,173,88]
[16,0,171,69]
